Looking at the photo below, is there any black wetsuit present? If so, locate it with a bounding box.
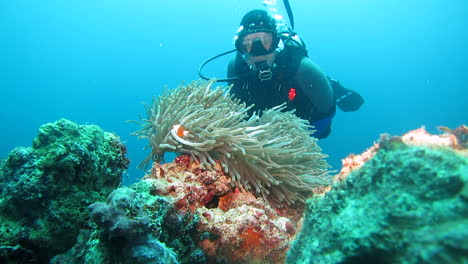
[227,40,336,139]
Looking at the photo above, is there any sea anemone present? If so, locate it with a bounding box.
[133,80,332,208]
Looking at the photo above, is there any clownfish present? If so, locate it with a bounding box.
[172,124,190,137]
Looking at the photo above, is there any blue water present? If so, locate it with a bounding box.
[1,0,467,185]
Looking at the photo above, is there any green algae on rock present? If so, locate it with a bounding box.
[0,118,129,263]
[287,127,468,264]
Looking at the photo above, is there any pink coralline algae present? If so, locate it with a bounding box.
[334,142,380,183]
[144,154,303,263]
[335,125,468,183]
[402,126,466,149]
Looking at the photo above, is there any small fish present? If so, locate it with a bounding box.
[173,124,190,137]
[288,88,296,101]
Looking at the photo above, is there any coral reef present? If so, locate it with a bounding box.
[287,127,468,264]
[51,185,188,264]
[89,187,154,239]
[133,80,332,208]
[146,154,303,263]
[0,119,128,263]
[5,115,466,263]
[2,117,302,264]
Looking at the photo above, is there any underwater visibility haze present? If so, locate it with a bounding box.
[1,0,466,182]
[1,0,468,263]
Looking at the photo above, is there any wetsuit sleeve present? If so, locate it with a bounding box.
[294,57,336,138]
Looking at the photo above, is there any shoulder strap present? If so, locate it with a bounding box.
[275,32,308,81]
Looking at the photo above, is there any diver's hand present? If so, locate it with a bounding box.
[328,77,364,112]
[336,90,364,112]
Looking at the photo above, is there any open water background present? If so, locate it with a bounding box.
[1,0,466,184]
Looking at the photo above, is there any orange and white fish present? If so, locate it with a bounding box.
[172,124,190,137]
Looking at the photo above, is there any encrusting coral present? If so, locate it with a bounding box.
[145,154,302,263]
[133,80,332,208]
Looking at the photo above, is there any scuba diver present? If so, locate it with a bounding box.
[199,8,364,139]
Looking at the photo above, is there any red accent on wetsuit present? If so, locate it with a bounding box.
[288,88,297,101]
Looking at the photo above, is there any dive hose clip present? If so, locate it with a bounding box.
[258,68,272,81]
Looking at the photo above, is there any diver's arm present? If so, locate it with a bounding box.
[294,57,336,138]
[295,57,334,113]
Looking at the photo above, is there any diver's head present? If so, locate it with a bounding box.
[234,10,279,80]
[234,9,279,57]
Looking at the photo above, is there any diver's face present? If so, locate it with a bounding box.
[243,52,276,70]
